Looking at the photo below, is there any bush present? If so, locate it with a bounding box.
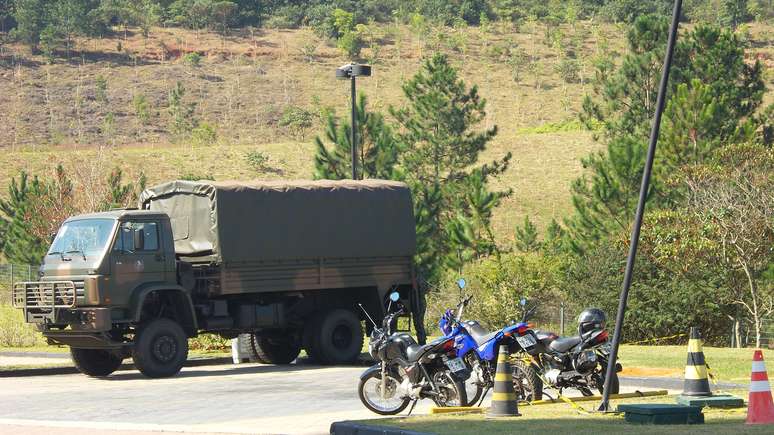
[244,149,269,171]
[190,122,217,146]
[424,252,565,333]
[337,31,364,58]
[180,172,214,181]
[183,52,202,67]
[556,58,581,83]
[189,333,231,352]
[264,5,305,29]
[0,304,46,347]
[279,106,314,136]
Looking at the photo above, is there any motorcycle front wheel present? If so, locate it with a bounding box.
[431,370,468,407]
[512,359,543,402]
[358,370,411,415]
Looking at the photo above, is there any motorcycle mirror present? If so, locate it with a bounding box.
[519,297,527,307]
[457,278,466,289]
[389,292,400,302]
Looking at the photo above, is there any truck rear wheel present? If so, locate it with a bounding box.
[252,335,301,364]
[306,309,363,365]
[70,348,123,377]
[132,318,188,378]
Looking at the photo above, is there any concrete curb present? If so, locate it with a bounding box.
[330,421,433,435]
[0,357,233,378]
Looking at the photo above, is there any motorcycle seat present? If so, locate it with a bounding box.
[463,320,499,346]
[406,343,436,362]
[549,336,582,353]
[534,329,559,345]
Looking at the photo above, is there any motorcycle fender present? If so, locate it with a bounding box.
[360,363,382,380]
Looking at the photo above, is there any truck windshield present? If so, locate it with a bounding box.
[48,219,116,258]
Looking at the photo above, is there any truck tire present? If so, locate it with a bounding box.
[70,348,123,377]
[252,335,302,364]
[309,309,363,365]
[132,318,188,378]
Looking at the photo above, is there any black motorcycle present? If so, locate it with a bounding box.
[520,305,623,398]
[357,292,468,415]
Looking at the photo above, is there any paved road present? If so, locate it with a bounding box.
[0,360,706,435]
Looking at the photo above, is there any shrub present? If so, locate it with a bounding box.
[0,304,46,347]
[191,122,217,146]
[180,172,215,181]
[132,93,151,125]
[279,106,314,136]
[189,333,231,352]
[556,58,581,83]
[183,52,202,67]
[337,31,364,58]
[244,149,269,171]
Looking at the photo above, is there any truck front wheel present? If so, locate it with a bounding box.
[306,309,363,365]
[132,318,188,378]
[70,348,123,377]
[251,335,301,364]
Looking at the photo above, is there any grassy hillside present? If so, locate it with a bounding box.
[0,21,771,241]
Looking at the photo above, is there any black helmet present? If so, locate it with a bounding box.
[577,308,606,335]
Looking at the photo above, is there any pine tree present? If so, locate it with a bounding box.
[12,0,46,51]
[515,215,540,253]
[568,15,766,251]
[313,93,401,180]
[392,53,511,279]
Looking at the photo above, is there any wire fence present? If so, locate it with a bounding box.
[0,264,35,305]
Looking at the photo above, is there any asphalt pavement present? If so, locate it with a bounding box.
[0,359,719,435]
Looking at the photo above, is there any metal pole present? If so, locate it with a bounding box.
[598,0,682,412]
[560,302,565,336]
[350,76,357,180]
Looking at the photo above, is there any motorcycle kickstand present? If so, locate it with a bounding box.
[477,386,492,407]
[406,399,419,416]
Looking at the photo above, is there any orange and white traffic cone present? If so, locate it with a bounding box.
[747,349,774,425]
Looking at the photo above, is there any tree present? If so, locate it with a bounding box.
[49,0,94,57]
[720,0,751,29]
[313,93,401,180]
[568,15,766,251]
[685,144,774,347]
[515,215,539,253]
[391,53,511,279]
[168,81,197,136]
[12,0,46,51]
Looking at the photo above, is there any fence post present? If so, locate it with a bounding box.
[28,264,31,281]
[9,263,13,290]
[560,302,565,336]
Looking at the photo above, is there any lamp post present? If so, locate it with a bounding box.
[336,63,371,180]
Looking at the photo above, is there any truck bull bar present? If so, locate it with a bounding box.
[12,281,78,323]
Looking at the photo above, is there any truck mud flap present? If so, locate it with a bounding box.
[44,331,125,349]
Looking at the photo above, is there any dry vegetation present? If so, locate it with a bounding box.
[0,21,771,240]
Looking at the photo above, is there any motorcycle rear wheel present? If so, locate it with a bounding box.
[431,370,468,408]
[512,359,543,402]
[358,370,410,415]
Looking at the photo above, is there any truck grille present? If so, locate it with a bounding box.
[12,281,78,310]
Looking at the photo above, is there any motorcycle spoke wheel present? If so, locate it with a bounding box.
[432,371,466,407]
[358,372,409,415]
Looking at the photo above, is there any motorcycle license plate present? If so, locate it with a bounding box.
[516,334,537,348]
[446,357,466,373]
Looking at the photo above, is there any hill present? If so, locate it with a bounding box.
[0,21,771,241]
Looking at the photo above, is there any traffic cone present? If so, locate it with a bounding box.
[487,345,520,418]
[747,349,774,425]
[681,327,712,397]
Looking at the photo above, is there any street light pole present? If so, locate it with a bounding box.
[350,74,357,180]
[598,0,682,412]
[336,63,371,181]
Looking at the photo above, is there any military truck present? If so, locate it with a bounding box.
[13,179,422,378]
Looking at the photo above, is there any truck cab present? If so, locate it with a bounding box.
[15,209,196,378]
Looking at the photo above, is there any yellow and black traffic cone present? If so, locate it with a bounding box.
[487,345,521,418]
[681,327,712,397]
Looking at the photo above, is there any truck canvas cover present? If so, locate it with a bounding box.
[139,179,416,263]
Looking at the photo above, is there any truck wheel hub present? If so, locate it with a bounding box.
[153,335,177,362]
[332,325,352,349]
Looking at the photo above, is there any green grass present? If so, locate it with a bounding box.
[367,390,761,434]
[618,345,774,384]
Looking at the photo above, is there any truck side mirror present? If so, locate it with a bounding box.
[133,228,145,251]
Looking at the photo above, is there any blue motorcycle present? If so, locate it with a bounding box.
[439,279,543,406]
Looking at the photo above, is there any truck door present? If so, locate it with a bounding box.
[112,221,168,288]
